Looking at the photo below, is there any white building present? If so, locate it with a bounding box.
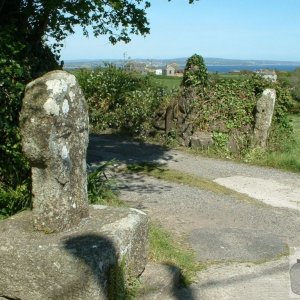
[155,69,163,76]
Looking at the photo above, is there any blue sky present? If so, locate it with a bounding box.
[59,0,300,61]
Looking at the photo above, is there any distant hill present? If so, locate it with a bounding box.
[64,57,300,71]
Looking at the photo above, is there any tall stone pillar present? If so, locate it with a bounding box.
[252,88,276,148]
[20,71,89,232]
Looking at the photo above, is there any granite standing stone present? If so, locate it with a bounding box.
[252,88,276,148]
[20,70,89,232]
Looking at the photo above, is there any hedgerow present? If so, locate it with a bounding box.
[75,66,173,137]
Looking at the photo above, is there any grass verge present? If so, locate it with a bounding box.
[149,223,204,286]
[185,114,300,174]
[247,114,300,173]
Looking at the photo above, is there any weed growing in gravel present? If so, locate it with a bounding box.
[87,161,125,207]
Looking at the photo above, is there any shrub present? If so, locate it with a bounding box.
[0,28,59,218]
[188,72,293,155]
[75,66,173,137]
[182,54,208,89]
[0,30,32,218]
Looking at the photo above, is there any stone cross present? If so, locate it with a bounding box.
[252,88,276,148]
[20,71,89,232]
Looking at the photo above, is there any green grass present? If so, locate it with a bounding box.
[151,75,182,89]
[149,223,204,285]
[249,114,300,173]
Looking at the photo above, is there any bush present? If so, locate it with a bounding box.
[187,72,293,155]
[75,66,173,137]
[0,28,59,218]
[182,54,208,89]
[0,30,32,218]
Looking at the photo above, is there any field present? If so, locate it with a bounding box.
[151,75,182,89]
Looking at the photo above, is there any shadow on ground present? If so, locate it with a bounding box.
[166,264,197,300]
[198,261,287,290]
[87,133,175,166]
[116,172,174,195]
[88,133,176,196]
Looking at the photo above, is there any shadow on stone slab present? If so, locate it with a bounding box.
[51,234,119,300]
[0,205,148,300]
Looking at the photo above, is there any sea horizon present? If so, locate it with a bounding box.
[63,57,300,73]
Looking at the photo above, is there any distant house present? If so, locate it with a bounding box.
[164,63,178,76]
[256,69,277,82]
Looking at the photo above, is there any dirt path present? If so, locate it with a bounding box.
[88,134,300,299]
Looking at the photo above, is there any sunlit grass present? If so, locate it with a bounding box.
[149,223,204,286]
[251,114,300,173]
[151,75,182,89]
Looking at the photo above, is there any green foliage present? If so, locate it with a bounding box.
[76,66,172,137]
[199,76,260,130]
[212,132,229,153]
[0,30,33,218]
[189,72,294,155]
[87,161,123,207]
[182,54,208,89]
[0,184,31,218]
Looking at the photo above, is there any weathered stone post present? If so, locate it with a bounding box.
[252,88,276,148]
[20,70,89,232]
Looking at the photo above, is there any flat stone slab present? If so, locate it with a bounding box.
[0,205,148,300]
[214,176,300,211]
[189,228,286,262]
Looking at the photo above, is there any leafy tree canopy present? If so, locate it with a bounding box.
[0,0,196,50]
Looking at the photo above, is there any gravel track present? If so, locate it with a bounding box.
[88,134,300,299]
